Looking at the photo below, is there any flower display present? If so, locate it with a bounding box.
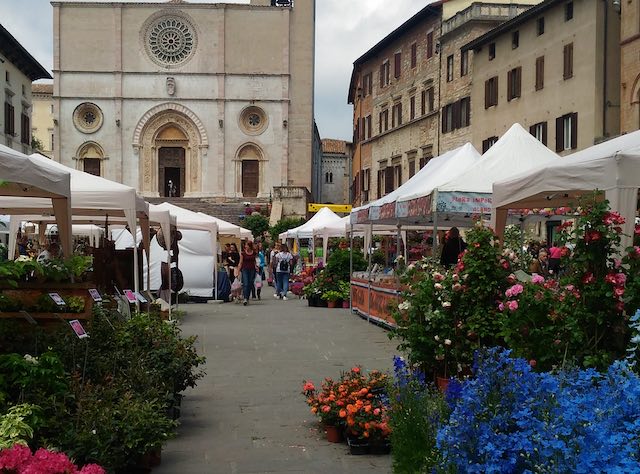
[0,445,105,474]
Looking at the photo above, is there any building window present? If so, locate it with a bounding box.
[556,112,578,151]
[482,136,499,153]
[488,43,496,60]
[409,159,416,178]
[507,67,522,101]
[411,43,417,68]
[380,109,388,132]
[410,95,416,120]
[362,73,372,96]
[485,76,498,108]
[4,102,15,136]
[563,43,573,80]
[535,56,545,90]
[442,97,470,133]
[529,121,548,145]
[421,90,426,115]
[460,50,469,76]
[83,158,101,177]
[325,171,333,184]
[537,17,545,35]
[565,2,573,21]
[446,55,454,82]
[392,102,403,127]
[427,87,434,112]
[50,104,54,114]
[426,31,434,58]
[512,31,519,49]
[394,52,402,79]
[394,164,402,189]
[380,61,390,87]
[20,112,29,144]
[5,71,9,83]
[50,133,54,151]
[21,84,25,96]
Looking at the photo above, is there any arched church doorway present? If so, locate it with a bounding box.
[159,147,185,197]
[242,160,259,197]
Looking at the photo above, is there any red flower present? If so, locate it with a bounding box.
[584,230,601,242]
[582,272,595,284]
[351,367,360,374]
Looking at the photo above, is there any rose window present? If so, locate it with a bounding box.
[146,16,196,66]
[248,113,261,127]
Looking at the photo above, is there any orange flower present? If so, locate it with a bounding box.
[359,388,369,396]
[339,409,347,418]
[363,431,370,438]
[302,381,315,392]
[364,405,372,413]
[351,367,360,373]
[311,407,317,414]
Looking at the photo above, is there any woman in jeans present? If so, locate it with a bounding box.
[274,244,293,300]
[238,241,257,306]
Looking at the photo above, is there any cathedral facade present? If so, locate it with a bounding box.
[52,0,314,201]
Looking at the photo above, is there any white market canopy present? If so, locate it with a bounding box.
[196,212,253,239]
[0,144,73,257]
[350,143,481,226]
[492,129,640,248]
[280,206,343,240]
[431,123,560,218]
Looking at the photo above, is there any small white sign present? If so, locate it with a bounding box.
[88,289,102,302]
[134,291,148,303]
[48,293,66,306]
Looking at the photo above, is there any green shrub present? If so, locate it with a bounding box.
[242,214,270,239]
[269,217,305,242]
[325,248,367,282]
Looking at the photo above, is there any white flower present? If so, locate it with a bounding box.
[442,301,452,308]
[407,263,415,271]
[434,283,443,290]
[434,335,440,342]
[398,301,411,311]
[23,354,38,364]
[16,255,32,262]
[92,429,97,435]
[444,339,452,346]
[435,354,445,361]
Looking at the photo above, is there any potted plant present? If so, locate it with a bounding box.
[339,281,351,308]
[322,290,342,308]
[301,379,345,442]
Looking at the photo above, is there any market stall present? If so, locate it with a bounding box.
[280,206,344,262]
[492,129,640,249]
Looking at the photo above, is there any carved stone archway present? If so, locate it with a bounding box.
[133,103,208,197]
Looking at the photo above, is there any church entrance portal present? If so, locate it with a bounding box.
[242,160,259,197]
[159,147,185,197]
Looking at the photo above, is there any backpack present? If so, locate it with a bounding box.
[279,256,290,272]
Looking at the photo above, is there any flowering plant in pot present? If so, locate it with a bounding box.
[301,378,344,442]
[321,290,342,308]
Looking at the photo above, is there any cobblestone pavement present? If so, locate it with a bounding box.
[153,294,398,474]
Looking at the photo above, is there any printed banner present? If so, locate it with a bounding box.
[436,192,492,215]
[396,195,432,219]
[369,206,380,221]
[379,202,396,220]
[350,279,399,327]
[351,208,370,224]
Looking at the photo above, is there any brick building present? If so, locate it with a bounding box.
[620,0,640,133]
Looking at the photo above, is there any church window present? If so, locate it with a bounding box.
[144,14,197,67]
[73,103,103,134]
[240,106,268,135]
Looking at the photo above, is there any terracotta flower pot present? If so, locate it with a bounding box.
[342,300,350,309]
[327,300,337,308]
[325,425,343,443]
[436,376,450,394]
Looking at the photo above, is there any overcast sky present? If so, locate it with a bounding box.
[0,0,426,141]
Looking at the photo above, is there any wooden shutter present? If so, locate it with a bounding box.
[536,56,544,90]
[442,105,448,133]
[409,160,415,178]
[397,103,402,125]
[428,88,434,112]
[379,112,382,134]
[507,70,513,101]
[379,64,384,87]
[394,52,401,78]
[368,73,373,94]
[452,100,461,130]
[529,124,536,135]
[385,167,394,193]
[421,90,426,115]
[395,165,402,187]
[410,96,415,120]
[485,80,490,109]
[427,32,433,58]
[563,43,573,79]
[411,43,417,68]
[392,106,396,128]
[542,122,548,146]
[570,112,578,149]
[516,67,521,97]
[555,116,564,152]
[367,115,372,138]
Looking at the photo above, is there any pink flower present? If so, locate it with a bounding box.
[303,382,315,392]
[531,274,545,285]
[373,408,381,416]
[322,405,331,413]
[498,302,505,312]
[564,284,575,292]
[0,444,32,471]
[585,230,602,242]
[615,273,627,285]
[30,448,77,474]
[432,272,445,282]
[605,273,617,284]
[508,300,519,311]
[78,465,106,474]
[452,273,459,282]
[452,283,462,292]
[505,284,524,298]
[582,272,595,284]
[614,287,625,297]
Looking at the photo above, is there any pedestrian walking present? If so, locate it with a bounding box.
[238,241,257,306]
[274,244,293,300]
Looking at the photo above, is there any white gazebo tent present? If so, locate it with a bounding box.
[152,203,219,298]
[196,212,253,239]
[0,144,73,257]
[492,129,640,249]
[280,206,344,261]
[4,153,150,296]
[399,124,560,233]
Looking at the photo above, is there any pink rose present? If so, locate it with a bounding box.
[498,302,505,312]
[508,300,519,311]
[531,274,545,285]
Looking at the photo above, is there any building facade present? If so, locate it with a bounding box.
[53,0,314,203]
[620,0,640,134]
[0,24,51,154]
[467,0,620,155]
[349,4,442,207]
[320,139,351,204]
[31,84,55,158]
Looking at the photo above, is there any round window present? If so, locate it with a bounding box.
[143,13,198,68]
[73,103,103,134]
[240,106,268,135]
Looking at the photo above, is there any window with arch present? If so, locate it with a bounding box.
[325,171,333,184]
[77,142,105,176]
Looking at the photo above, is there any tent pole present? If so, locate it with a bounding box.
[349,223,353,311]
[433,210,439,262]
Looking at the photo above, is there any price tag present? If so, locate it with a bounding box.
[48,293,66,306]
[124,290,137,304]
[88,289,102,302]
[134,291,148,303]
[69,319,89,339]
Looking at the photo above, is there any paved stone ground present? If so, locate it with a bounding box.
[154,294,398,474]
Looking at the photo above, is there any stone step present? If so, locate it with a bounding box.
[146,197,270,226]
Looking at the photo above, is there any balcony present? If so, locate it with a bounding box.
[442,3,534,37]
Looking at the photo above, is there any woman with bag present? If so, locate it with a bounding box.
[238,241,257,306]
[274,244,293,300]
[252,243,266,300]
[226,243,240,282]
